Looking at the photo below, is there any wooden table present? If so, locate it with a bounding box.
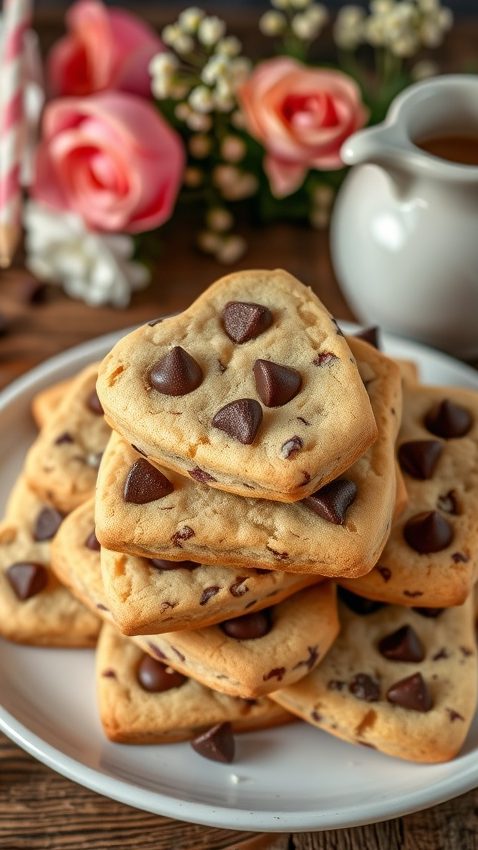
[1,219,477,849]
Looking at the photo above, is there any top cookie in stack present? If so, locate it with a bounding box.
[96,269,377,503]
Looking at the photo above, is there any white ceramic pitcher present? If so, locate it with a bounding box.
[331,75,478,359]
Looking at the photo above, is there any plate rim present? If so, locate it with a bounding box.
[1,321,478,832]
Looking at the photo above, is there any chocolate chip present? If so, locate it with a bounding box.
[327,679,346,691]
[6,562,48,600]
[33,507,63,541]
[171,526,195,547]
[212,398,262,444]
[297,416,310,425]
[412,607,444,618]
[281,436,303,459]
[403,511,453,553]
[349,673,380,702]
[220,609,272,640]
[85,530,101,552]
[97,603,109,611]
[200,586,220,605]
[378,625,425,662]
[398,440,443,480]
[293,645,319,671]
[18,276,48,304]
[147,642,168,660]
[131,444,147,457]
[452,552,469,563]
[311,710,323,722]
[86,389,103,415]
[303,478,357,525]
[437,490,460,515]
[149,558,198,570]
[229,577,249,597]
[149,346,203,396]
[447,708,464,722]
[377,566,391,582]
[425,399,472,439]
[222,301,272,344]
[191,722,235,763]
[387,673,433,712]
[338,587,386,616]
[253,359,302,407]
[354,326,380,348]
[123,459,173,504]
[218,359,227,373]
[263,667,286,682]
[331,318,344,336]
[266,546,289,560]
[148,317,163,326]
[137,655,186,692]
[55,432,74,445]
[403,590,423,598]
[313,352,338,366]
[101,669,116,678]
[432,648,448,660]
[460,645,473,657]
[189,467,216,483]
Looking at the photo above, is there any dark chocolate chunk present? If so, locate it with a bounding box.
[147,642,168,660]
[412,607,444,618]
[403,590,423,598]
[85,530,101,552]
[425,399,472,439]
[331,318,344,336]
[212,398,262,445]
[229,577,249,597]
[338,586,386,616]
[313,352,338,366]
[378,625,425,662]
[263,667,286,682]
[200,586,220,605]
[220,608,272,640]
[349,673,380,702]
[297,416,310,426]
[377,566,391,582]
[403,511,453,553]
[123,458,173,504]
[86,389,103,415]
[432,648,448,661]
[253,359,301,407]
[437,490,460,515]
[136,655,186,692]
[452,552,469,563]
[33,507,63,541]
[387,672,433,712]
[447,708,464,722]
[55,432,74,445]
[266,546,289,560]
[281,436,303,459]
[293,645,319,671]
[6,562,48,600]
[148,317,163,326]
[150,558,198,571]
[327,679,346,691]
[149,346,203,396]
[189,466,216,484]
[222,301,272,344]
[171,526,195,547]
[303,478,357,525]
[191,722,235,763]
[354,326,380,348]
[398,440,443,480]
[101,669,116,678]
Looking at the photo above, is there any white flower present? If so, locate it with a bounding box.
[310,207,330,229]
[183,166,203,188]
[189,85,214,113]
[271,0,290,9]
[213,78,235,112]
[221,135,246,163]
[175,102,191,122]
[207,207,233,232]
[189,134,212,158]
[174,33,195,55]
[292,12,318,39]
[334,5,365,50]
[197,230,221,253]
[178,7,205,33]
[259,10,287,36]
[306,4,329,28]
[202,55,228,85]
[24,202,149,308]
[220,172,259,201]
[229,57,252,87]
[213,164,239,190]
[162,23,181,48]
[291,0,312,9]
[411,58,438,80]
[216,36,242,57]
[150,52,179,99]
[231,109,247,130]
[186,111,212,132]
[197,15,226,47]
[370,0,394,14]
[312,184,334,207]
[215,235,247,264]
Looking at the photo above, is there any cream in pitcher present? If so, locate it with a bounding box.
[331,75,478,359]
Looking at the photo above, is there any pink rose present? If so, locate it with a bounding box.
[239,58,368,198]
[47,0,163,98]
[33,93,185,233]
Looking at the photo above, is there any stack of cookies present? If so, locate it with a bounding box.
[2,268,478,766]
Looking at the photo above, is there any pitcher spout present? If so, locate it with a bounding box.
[341,125,409,169]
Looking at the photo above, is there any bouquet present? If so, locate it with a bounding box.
[24,0,453,306]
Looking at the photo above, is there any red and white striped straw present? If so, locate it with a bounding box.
[0,0,32,267]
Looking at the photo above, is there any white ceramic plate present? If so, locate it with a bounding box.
[1,324,478,833]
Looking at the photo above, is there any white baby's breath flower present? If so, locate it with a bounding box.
[271,0,290,9]
[197,230,221,254]
[333,5,365,50]
[220,172,259,201]
[213,164,239,189]
[162,23,181,48]
[184,166,203,188]
[231,109,247,130]
[202,55,228,85]
[189,133,212,158]
[216,36,242,57]
[312,184,335,207]
[438,7,453,30]
[417,0,439,11]
[207,207,233,232]
[186,111,212,131]
[260,10,287,36]
[291,12,318,39]
[391,33,420,56]
[213,77,235,112]
[173,33,194,55]
[215,234,247,265]
[149,52,179,99]
[197,15,226,47]
[310,207,330,229]
[305,3,329,27]
[370,0,394,14]
[411,58,438,80]
[149,52,178,76]
[291,0,312,8]
[364,14,388,47]
[229,57,252,87]
[24,202,149,308]
[175,102,191,122]
[189,85,214,113]
[178,6,204,33]
[221,135,246,163]
[420,19,444,47]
